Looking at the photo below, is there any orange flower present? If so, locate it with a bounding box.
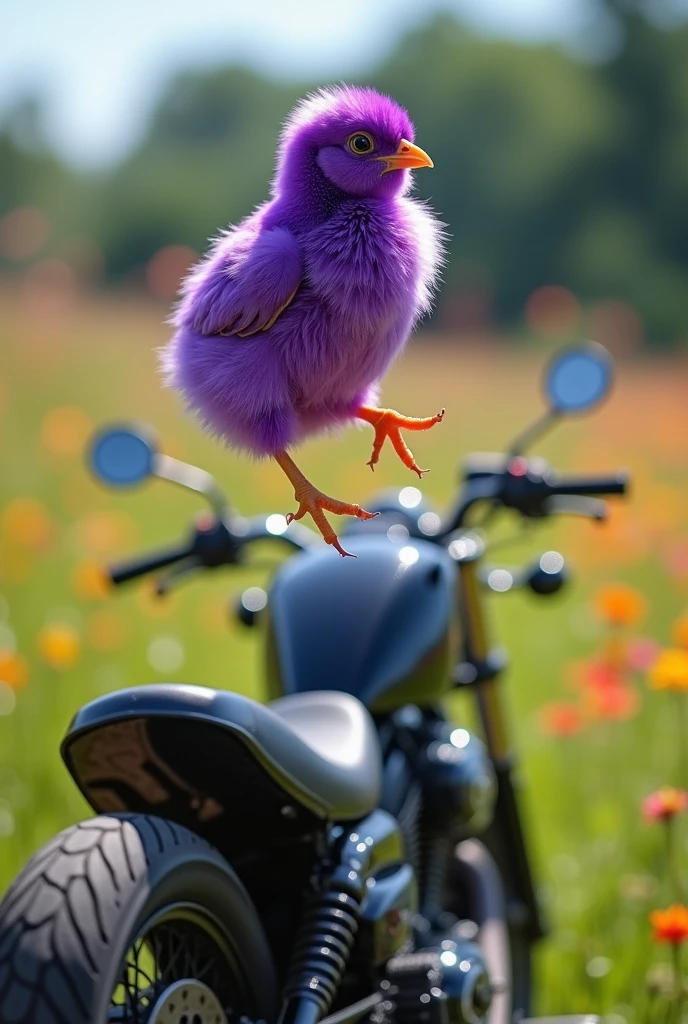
[0,650,28,690]
[650,905,688,944]
[538,701,584,737]
[1,498,53,550]
[648,649,688,692]
[594,583,647,627]
[70,560,110,600]
[41,405,92,458]
[643,787,688,823]
[673,610,688,650]
[37,623,81,670]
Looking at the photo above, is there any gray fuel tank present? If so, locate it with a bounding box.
[265,535,458,712]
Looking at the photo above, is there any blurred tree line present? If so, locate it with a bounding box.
[1,3,687,345]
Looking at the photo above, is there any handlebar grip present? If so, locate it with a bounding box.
[108,543,193,585]
[548,471,628,498]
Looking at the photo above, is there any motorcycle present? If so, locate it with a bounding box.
[0,342,626,1024]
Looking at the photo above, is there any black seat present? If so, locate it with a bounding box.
[63,684,382,822]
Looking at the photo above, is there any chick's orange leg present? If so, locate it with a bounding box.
[357,405,445,478]
[274,450,379,558]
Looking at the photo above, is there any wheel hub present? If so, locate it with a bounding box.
[147,979,228,1024]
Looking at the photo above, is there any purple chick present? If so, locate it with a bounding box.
[162,85,445,556]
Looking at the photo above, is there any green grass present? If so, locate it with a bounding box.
[1,284,687,1019]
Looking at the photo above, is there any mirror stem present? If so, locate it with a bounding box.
[153,453,227,516]
[508,408,562,458]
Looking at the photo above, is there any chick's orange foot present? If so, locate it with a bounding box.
[357,405,445,478]
[274,451,379,558]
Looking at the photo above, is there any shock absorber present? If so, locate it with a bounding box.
[279,863,365,1024]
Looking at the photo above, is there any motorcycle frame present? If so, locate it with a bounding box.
[450,528,545,1011]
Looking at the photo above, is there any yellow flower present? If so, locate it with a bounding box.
[594,583,647,627]
[672,610,688,650]
[648,649,688,692]
[37,623,81,670]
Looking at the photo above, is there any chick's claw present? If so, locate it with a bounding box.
[358,405,445,477]
[286,485,380,558]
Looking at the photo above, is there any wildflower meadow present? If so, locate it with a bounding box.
[0,276,687,1019]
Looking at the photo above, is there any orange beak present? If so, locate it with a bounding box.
[376,138,434,174]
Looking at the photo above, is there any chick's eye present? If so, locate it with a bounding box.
[348,132,374,155]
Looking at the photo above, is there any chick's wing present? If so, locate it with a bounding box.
[193,226,302,338]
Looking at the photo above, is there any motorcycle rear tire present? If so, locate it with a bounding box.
[0,813,278,1024]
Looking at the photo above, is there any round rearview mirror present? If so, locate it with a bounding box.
[88,425,157,487]
[544,342,613,415]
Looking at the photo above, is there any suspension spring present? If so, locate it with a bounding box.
[283,864,365,1020]
[419,833,451,925]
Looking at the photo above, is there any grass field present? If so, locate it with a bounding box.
[1,279,687,1019]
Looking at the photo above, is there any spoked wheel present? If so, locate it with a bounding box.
[0,815,278,1024]
[109,903,244,1024]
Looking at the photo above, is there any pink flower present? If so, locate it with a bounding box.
[627,637,661,672]
[643,787,688,823]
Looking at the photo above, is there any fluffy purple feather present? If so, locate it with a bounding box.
[162,85,445,457]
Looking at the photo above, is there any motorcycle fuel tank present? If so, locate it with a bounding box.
[265,535,458,712]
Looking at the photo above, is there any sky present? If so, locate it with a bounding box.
[2,0,687,167]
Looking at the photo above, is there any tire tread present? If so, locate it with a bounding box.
[0,814,217,1024]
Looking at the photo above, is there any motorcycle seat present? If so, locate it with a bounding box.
[267,689,382,818]
[62,684,382,824]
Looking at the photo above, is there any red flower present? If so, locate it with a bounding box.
[584,658,625,691]
[538,701,584,738]
[650,905,688,944]
[643,788,688,823]
[584,681,639,721]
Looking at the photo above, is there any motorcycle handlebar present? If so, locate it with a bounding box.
[108,543,194,585]
[547,471,628,498]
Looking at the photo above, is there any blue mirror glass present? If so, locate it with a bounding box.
[545,343,613,414]
[89,426,157,487]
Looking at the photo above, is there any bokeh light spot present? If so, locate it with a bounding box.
[399,487,422,509]
[0,804,15,837]
[147,635,185,673]
[266,514,288,535]
[0,682,17,716]
[398,545,420,565]
[387,523,409,543]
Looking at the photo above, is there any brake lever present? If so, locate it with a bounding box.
[154,558,202,597]
[543,496,607,521]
